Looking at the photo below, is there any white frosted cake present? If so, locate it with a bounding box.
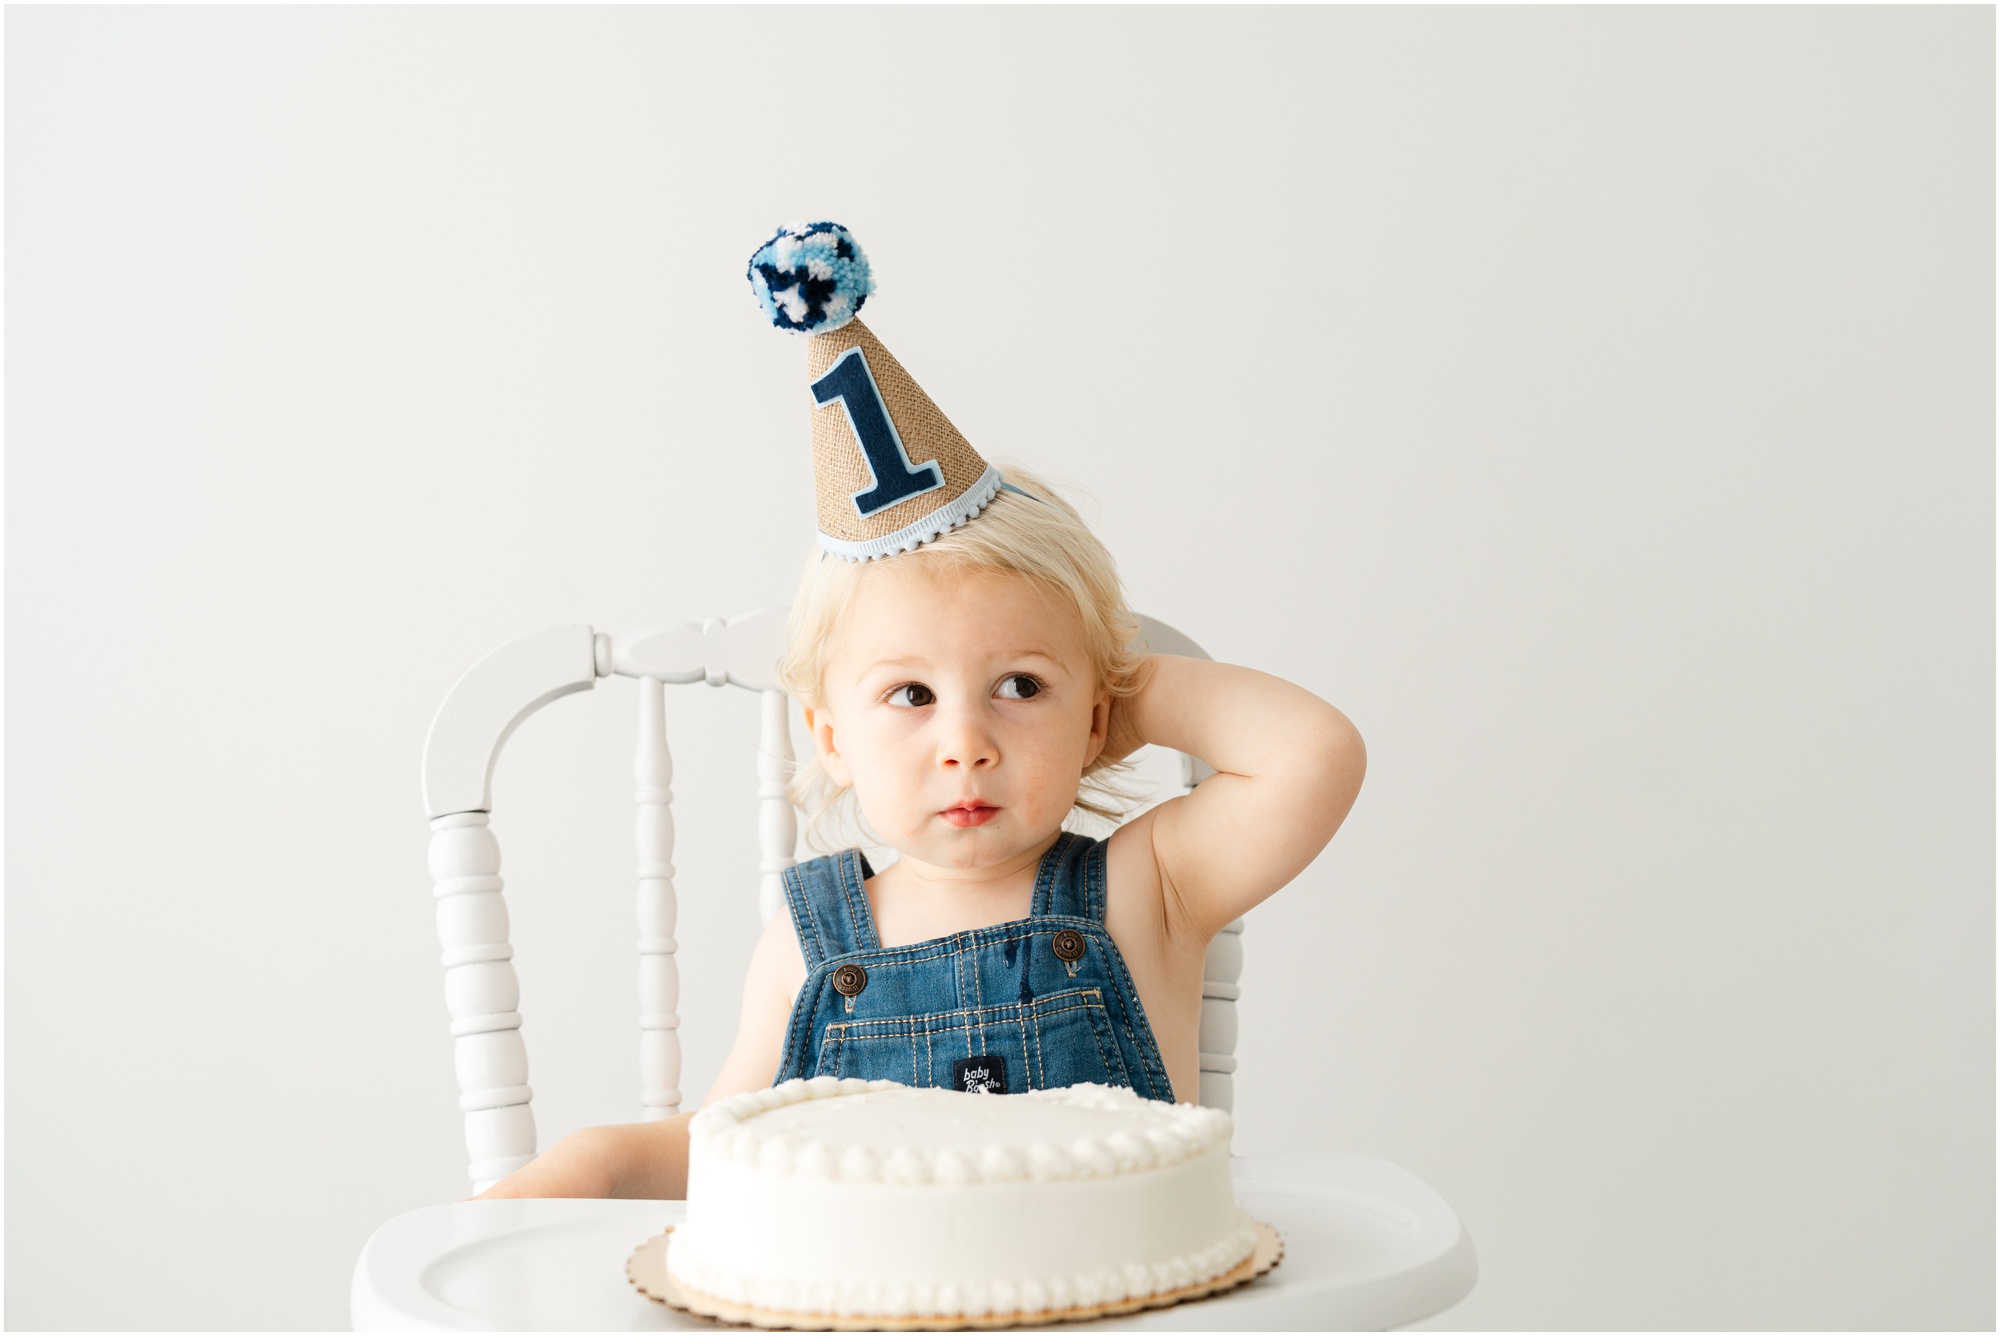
[666,1077,1258,1322]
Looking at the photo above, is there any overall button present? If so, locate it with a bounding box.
[832,963,868,997]
[1051,929,1087,963]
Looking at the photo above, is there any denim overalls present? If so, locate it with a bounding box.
[775,831,1174,1102]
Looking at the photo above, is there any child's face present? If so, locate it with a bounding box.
[808,560,1110,870]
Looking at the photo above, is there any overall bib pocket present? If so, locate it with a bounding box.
[815,988,1132,1092]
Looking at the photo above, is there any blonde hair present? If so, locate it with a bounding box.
[779,465,1143,853]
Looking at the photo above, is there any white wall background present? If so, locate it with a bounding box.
[7,6,1991,1330]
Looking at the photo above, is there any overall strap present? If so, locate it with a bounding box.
[781,849,883,969]
[1029,831,1107,923]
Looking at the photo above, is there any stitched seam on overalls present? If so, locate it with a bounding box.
[1016,966,1031,1086]
[820,1008,1120,1048]
[778,1002,807,1082]
[1086,837,1108,923]
[821,992,1107,1039]
[1029,1000,1044,1087]
[821,988,1104,1032]
[783,865,825,970]
[955,938,972,1062]
[1085,1004,1131,1085]
[1028,1001,1043,1085]
[970,933,987,1058]
[814,859,842,962]
[809,921,1094,971]
[1092,924,1172,1099]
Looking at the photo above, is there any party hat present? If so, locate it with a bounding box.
[748,222,1002,561]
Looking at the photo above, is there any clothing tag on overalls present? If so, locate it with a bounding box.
[952,1055,1009,1094]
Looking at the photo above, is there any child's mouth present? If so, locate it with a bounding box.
[940,803,999,828]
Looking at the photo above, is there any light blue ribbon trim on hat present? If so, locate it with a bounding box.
[817,466,1004,561]
[998,479,1049,505]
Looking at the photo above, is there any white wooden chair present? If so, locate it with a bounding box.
[422,610,1242,1192]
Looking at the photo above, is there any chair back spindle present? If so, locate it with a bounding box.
[1200,917,1245,1111]
[634,678,682,1119]
[430,811,539,1188]
[756,689,798,924]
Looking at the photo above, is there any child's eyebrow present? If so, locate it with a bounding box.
[859,649,1067,673]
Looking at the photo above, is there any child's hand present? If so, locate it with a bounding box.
[1097,656,1156,767]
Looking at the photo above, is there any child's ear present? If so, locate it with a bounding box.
[803,705,853,788]
[1083,688,1111,767]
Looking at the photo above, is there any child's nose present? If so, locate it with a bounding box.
[936,708,998,769]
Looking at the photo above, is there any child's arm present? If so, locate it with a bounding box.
[473,1112,693,1200]
[1106,654,1365,938]
[474,908,807,1199]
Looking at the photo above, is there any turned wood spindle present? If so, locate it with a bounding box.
[635,678,682,1119]
[430,811,536,1191]
[757,689,798,924]
[1187,752,1244,1113]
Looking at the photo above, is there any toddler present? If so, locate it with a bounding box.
[478,225,1364,1199]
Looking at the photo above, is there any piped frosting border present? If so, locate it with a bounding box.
[689,1077,1235,1185]
[665,1212,1260,1320]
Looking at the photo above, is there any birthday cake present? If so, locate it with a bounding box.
[664,1077,1259,1323]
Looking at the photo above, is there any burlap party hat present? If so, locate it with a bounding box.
[748,222,1002,561]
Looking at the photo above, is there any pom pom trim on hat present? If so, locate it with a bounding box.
[818,466,1004,561]
[748,221,874,335]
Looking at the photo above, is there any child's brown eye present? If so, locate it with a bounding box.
[996,675,1041,700]
[887,683,936,708]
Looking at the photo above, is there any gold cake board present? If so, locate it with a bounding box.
[627,1220,1283,1331]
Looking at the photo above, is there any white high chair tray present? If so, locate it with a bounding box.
[351,1150,1476,1332]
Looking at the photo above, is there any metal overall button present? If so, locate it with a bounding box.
[1052,929,1086,976]
[832,962,868,1013]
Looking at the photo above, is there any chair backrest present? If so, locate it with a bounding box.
[421,610,1243,1191]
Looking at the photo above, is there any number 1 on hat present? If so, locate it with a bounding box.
[811,346,946,518]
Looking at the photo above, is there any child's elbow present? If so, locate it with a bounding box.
[1299,705,1366,812]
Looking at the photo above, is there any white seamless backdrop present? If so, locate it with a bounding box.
[6,7,1993,1330]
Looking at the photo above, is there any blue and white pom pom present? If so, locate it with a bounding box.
[747,221,874,335]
